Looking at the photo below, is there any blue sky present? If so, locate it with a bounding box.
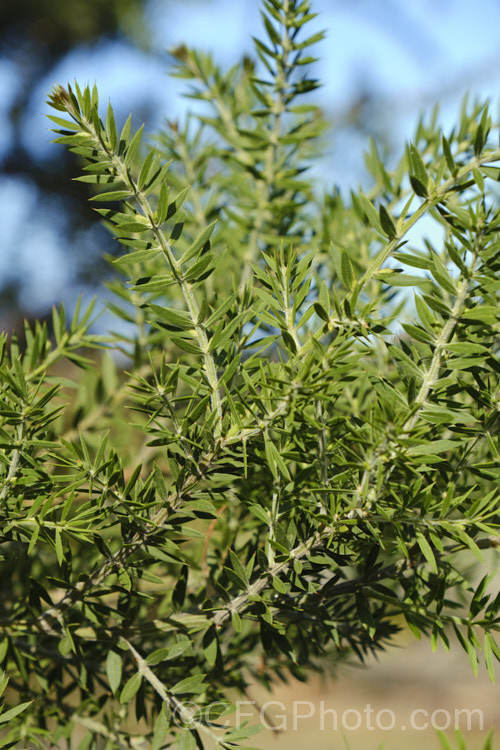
[2,0,500,313]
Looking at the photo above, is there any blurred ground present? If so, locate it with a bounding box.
[246,628,499,750]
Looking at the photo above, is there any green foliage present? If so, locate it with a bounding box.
[0,1,499,747]
[437,729,494,750]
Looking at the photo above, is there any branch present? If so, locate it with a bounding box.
[211,522,336,628]
[124,638,222,746]
[31,392,294,637]
[357,146,500,293]
[0,418,26,510]
[355,248,477,507]
[54,86,224,436]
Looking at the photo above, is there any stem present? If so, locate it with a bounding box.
[0,419,26,507]
[71,103,224,436]
[212,520,336,628]
[123,174,223,434]
[124,638,222,746]
[266,478,280,567]
[402,271,472,433]
[356,251,477,506]
[358,149,500,293]
[32,390,294,637]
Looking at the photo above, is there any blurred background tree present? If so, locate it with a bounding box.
[0,0,150,334]
[0,0,159,329]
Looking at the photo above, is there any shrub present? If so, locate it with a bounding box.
[1,1,499,747]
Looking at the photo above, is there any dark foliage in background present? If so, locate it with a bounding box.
[0,0,149,331]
